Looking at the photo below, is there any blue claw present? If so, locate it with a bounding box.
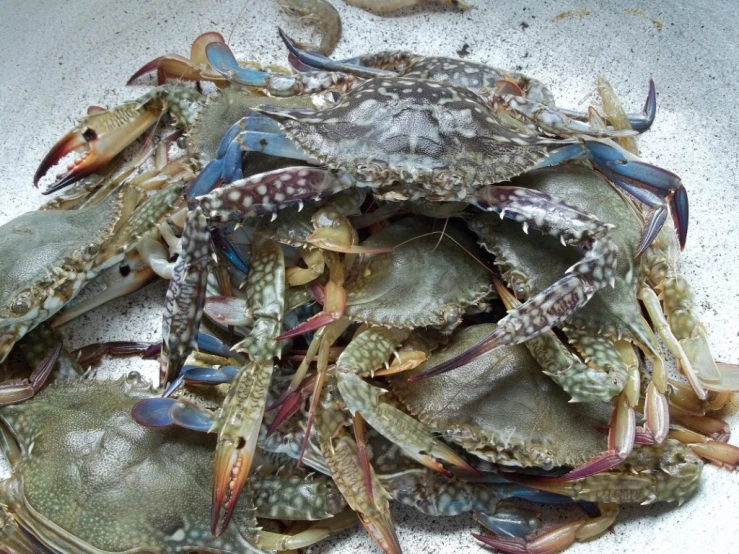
[212,230,249,274]
[206,42,269,87]
[132,397,176,427]
[586,141,688,250]
[532,143,585,169]
[628,79,656,132]
[672,186,689,249]
[476,506,542,539]
[182,365,240,385]
[236,130,310,160]
[196,332,248,363]
[187,113,292,200]
[188,158,225,199]
[169,399,216,432]
[279,28,394,78]
[215,121,244,159]
[221,139,243,183]
[132,397,215,433]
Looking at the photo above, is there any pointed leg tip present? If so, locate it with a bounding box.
[563,451,625,480]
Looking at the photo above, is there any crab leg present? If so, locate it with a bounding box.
[640,286,707,398]
[161,166,351,387]
[206,41,357,96]
[277,251,346,340]
[666,425,739,470]
[507,440,703,506]
[52,181,188,327]
[330,328,476,475]
[50,250,159,327]
[559,78,657,133]
[0,343,61,406]
[535,140,688,253]
[487,93,639,138]
[316,388,402,554]
[204,237,285,535]
[382,466,554,526]
[35,85,202,193]
[491,279,650,479]
[193,165,353,219]
[491,277,626,403]
[127,31,229,86]
[0,510,42,553]
[339,372,476,475]
[642,224,739,394]
[473,504,618,554]
[412,186,618,381]
[160,207,211,386]
[259,510,359,550]
[280,30,656,133]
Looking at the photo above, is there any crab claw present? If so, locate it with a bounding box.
[359,511,403,554]
[211,430,256,536]
[584,141,689,251]
[127,32,228,86]
[629,78,657,132]
[0,343,61,406]
[35,106,160,193]
[473,520,589,554]
[279,28,394,78]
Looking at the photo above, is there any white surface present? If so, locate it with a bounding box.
[0,0,738,552]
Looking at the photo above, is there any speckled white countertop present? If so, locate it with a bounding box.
[0,0,737,552]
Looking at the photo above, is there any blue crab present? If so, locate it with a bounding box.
[141,35,688,387]
[0,167,190,380]
[390,322,715,552]
[134,211,494,541]
[0,375,357,553]
[0,81,210,372]
[276,31,689,250]
[431,166,739,479]
[281,31,654,133]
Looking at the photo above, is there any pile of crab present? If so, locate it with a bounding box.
[1,25,738,554]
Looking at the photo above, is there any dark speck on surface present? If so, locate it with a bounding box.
[520,21,529,30]
[457,43,470,57]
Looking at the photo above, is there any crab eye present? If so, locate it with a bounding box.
[85,244,99,257]
[82,128,97,142]
[11,291,33,315]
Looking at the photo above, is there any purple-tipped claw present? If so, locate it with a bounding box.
[274,312,339,341]
[627,78,656,132]
[278,28,393,78]
[671,185,689,249]
[586,141,689,251]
